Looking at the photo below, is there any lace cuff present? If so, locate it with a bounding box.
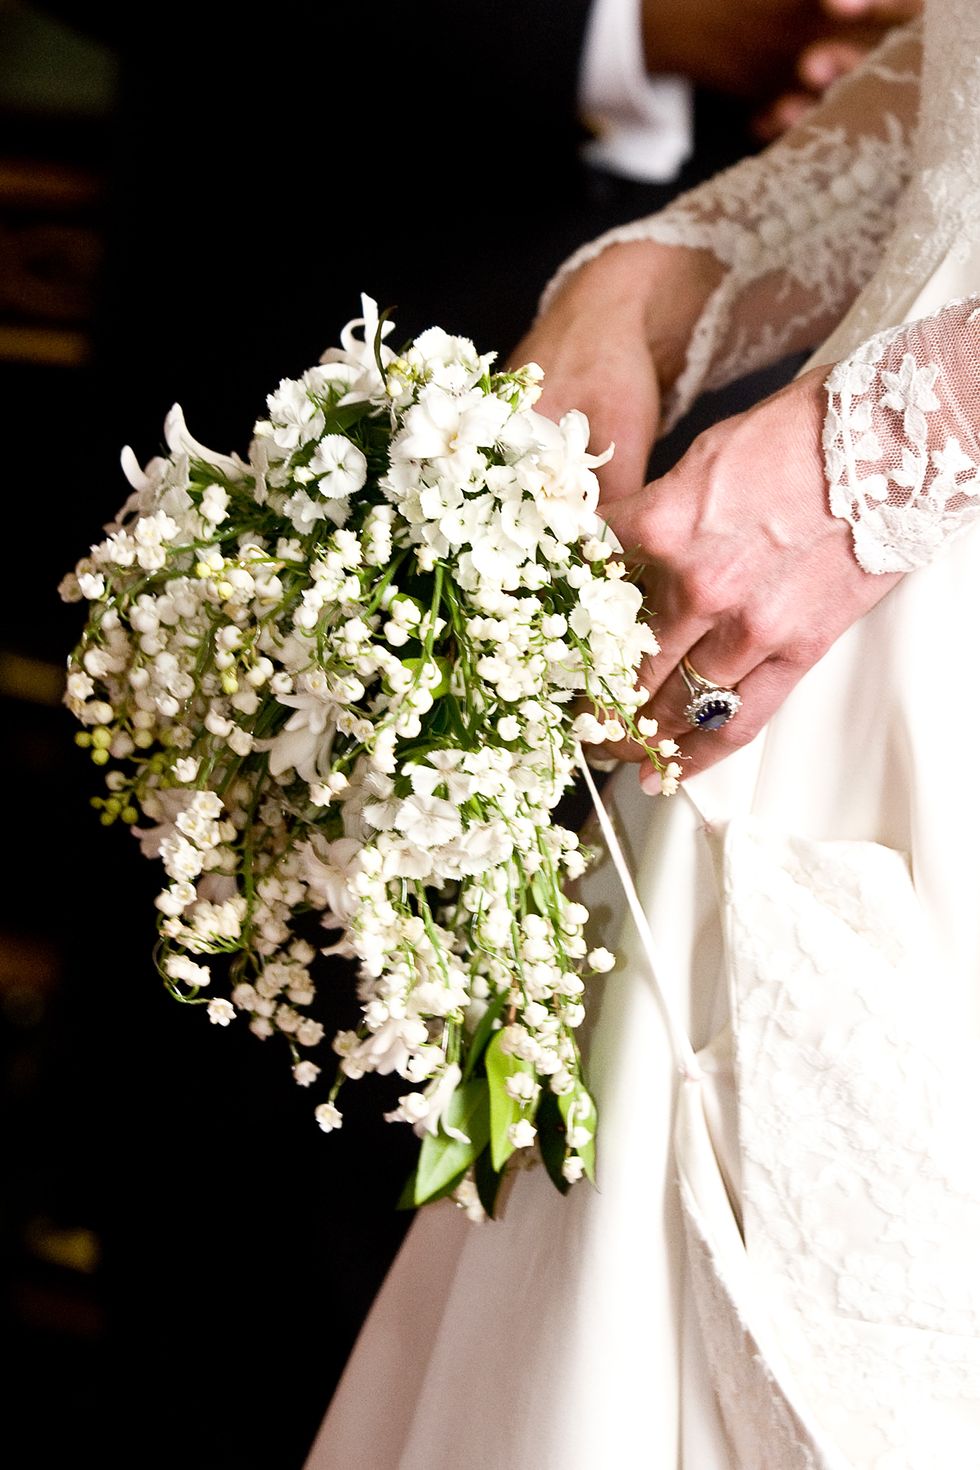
[824,296,980,574]
[541,22,920,433]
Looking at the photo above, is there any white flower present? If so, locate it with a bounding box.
[266,378,324,450]
[296,1019,325,1047]
[385,1090,431,1126]
[66,671,95,701]
[228,726,254,757]
[319,294,393,401]
[411,1063,466,1139]
[315,1102,343,1132]
[265,689,339,782]
[504,1072,540,1105]
[156,883,196,917]
[407,751,475,805]
[309,435,368,499]
[508,1118,537,1149]
[164,404,243,478]
[572,712,607,744]
[293,1060,321,1087]
[301,836,363,925]
[504,407,610,541]
[205,709,234,739]
[159,834,205,882]
[200,483,230,524]
[285,489,323,532]
[165,955,211,987]
[561,1155,585,1183]
[393,385,511,469]
[347,1016,428,1076]
[78,572,106,600]
[569,575,645,641]
[394,794,462,849]
[207,998,235,1026]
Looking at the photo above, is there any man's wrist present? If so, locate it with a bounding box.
[575,239,725,392]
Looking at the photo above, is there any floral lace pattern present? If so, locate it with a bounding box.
[542,24,920,431]
[681,1156,844,1469]
[724,822,980,1470]
[823,297,980,572]
[818,0,980,358]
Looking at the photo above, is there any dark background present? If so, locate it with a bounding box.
[0,5,777,1465]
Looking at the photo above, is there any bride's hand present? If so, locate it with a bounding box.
[598,365,904,785]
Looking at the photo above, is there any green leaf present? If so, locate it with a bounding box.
[401,656,451,700]
[460,988,511,1082]
[536,1089,571,1196]
[412,1079,490,1207]
[529,871,553,914]
[325,399,373,432]
[396,1162,467,1212]
[558,1082,598,1184]
[396,1170,417,1211]
[474,1145,505,1219]
[485,1029,536,1172]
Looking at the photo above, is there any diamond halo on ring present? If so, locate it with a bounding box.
[679,656,742,731]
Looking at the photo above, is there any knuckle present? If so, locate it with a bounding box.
[642,501,683,562]
[739,603,781,652]
[681,563,726,619]
[777,632,830,670]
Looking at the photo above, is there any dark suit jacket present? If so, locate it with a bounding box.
[51,1,761,450]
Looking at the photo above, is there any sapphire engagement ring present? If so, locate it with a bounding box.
[679,656,742,732]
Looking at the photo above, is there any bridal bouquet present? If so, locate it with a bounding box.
[61,297,670,1217]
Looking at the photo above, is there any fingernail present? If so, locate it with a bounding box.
[640,766,662,796]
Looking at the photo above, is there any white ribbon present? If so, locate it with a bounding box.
[576,747,704,1084]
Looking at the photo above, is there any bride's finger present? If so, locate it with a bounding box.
[603,494,747,704]
[592,627,765,769]
[638,654,806,790]
[637,619,773,738]
[634,608,714,704]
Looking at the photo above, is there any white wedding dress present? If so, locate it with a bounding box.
[306,3,980,1465]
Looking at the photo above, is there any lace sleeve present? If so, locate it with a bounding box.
[541,21,922,434]
[823,295,980,574]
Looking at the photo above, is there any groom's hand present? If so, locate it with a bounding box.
[753,0,922,137]
[637,0,920,139]
[508,242,723,506]
[640,0,918,103]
